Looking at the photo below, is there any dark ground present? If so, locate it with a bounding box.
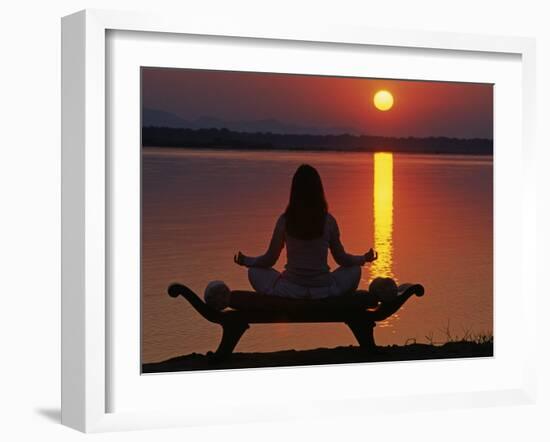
[142,341,493,373]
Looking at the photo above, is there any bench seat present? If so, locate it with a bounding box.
[168,282,424,362]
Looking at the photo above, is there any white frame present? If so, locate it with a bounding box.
[61,9,537,433]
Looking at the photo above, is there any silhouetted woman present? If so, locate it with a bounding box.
[234,164,377,299]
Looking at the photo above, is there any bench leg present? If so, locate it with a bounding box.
[209,321,250,364]
[346,319,376,351]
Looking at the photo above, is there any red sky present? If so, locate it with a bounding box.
[142,68,493,139]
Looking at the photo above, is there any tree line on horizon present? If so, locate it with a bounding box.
[141,126,493,155]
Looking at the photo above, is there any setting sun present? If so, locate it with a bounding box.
[373,90,394,111]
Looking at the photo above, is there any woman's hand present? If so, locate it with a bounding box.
[233,251,246,266]
[364,248,378,263]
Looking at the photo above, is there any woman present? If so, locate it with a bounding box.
[234,164,377,299]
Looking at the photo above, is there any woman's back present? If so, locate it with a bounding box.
[242,213,367,288]
[236,163,375,297]
[284,213,332,286]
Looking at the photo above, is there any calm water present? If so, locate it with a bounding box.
[142,148,493,364]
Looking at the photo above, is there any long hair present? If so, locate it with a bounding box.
[284,164,328,240]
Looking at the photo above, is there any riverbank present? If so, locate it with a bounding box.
[142,341,493,373]
[142,126,493,155]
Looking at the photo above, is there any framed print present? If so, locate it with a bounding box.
[61,9,537,433]
[140,68,493,374]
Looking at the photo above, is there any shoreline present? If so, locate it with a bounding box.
[142,341,493,373]
[141,145,495,157]
[141,126,493,156]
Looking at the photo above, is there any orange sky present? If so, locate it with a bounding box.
[142,68,493,138]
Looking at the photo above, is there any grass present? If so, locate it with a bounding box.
[407,319,493,347]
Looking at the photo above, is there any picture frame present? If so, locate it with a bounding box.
[61,9,537,433]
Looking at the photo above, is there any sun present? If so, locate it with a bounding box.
[373,90,394,111]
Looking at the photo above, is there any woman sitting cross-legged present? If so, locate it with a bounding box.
[234,163,378,300]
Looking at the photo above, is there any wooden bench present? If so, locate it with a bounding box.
[168,282,425,362]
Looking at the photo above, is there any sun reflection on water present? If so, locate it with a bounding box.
[370,152,394,282]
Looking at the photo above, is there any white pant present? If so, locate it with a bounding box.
[248,266,361,299]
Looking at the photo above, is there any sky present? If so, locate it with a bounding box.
[142,67,493,139]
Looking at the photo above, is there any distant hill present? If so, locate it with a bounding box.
[142,108,358,136]
[142,109,189,127]
[141,126,493,155]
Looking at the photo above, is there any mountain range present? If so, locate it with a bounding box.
[142,108,359,136]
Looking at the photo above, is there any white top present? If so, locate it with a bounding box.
[242,213,367,287]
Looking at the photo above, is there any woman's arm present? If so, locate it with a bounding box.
[240,215,285,268]
[328,215,368,267]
